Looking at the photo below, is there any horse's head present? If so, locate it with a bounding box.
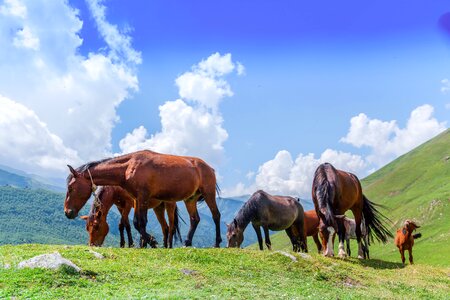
[64,165,92,219]
[226,219,244,248]
[404,220,420,232]
[80,210,109,247]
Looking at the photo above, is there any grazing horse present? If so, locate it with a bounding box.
[64,150,222,248]
[80,186,182,248]
[303,209,322,253]
[312,163,392,258]
[395,220,422,265]
[227,190,307,252]
[342,216,370,259]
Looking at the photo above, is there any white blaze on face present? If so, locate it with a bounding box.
[326,226,335,256]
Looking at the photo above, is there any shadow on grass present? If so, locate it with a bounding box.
[355,258,404,270]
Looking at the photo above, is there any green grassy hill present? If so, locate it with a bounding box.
[1,244,449,299]
[250,129,450,267]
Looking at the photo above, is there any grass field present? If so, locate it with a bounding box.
[1,244,449,299]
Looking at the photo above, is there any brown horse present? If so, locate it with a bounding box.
[227,190,307,252]
[303,209,322,253]
[312,163,392,258]
[80,186,181,248]
[64,150,221,248]
[394,220,422,265]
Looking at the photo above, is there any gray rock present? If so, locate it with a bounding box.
[88,249,104,259]
[18,252,81,272]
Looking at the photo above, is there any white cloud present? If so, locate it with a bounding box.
[441,78,450,93]
[224,148,367,198]
[341,104,447,166]
[119,53,241,166]
[225,104,446,198]
[175,52,239,111]
[0,0,140,176]
[0,95,81,175]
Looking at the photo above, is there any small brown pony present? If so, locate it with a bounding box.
[227,190,307,252]
[80,186,181,248]
[312,163,392,258]
[394,220,422,265]
[64,150,221,248]
[303,209,322,253]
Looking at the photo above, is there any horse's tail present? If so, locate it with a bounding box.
[173,205,183,243]
[413,233,422,239]
[320,180,336,227]
[362,194,393,243]
[216,183,221,199]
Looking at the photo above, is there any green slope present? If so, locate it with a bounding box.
[0,245,449,299]
[249,129,450,266]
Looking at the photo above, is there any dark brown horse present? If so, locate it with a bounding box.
[312,163,392,258]
[80,186,181,248]
[394,220,422,265]
[303,209,322,253]
[64,150,221,247]
[227,190,307,252]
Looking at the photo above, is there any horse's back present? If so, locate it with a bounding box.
[251,190,303,230]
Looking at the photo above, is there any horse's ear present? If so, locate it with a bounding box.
[226,223,230,228]
[80,215,88,220]
[67,165,79,177]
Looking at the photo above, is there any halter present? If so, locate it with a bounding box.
[87,168,101,210]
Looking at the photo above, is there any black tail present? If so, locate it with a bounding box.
[216,183,221,199]
[362,195,393,243]
[413,233,422,239]
[173,206,183,243]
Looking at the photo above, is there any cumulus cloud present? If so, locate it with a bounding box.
[0,0,140,176]
[0,95,81,175]
[119,53,241,166]
[341,104,447,166]
[225,104,446,197]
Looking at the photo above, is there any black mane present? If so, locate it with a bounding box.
[66,157,112,185]
[233,191,264,228]
[313,163,336,226]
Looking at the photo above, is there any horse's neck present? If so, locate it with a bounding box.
[87,162,128,186]
[98,189,115,214]
[235,202,254,230]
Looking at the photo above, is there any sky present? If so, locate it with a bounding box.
[0,0,449,198]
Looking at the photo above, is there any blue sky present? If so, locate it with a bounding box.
[0,0,448,197]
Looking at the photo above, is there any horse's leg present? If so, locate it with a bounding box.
[153,202,169,248]
[203,192,222,248]
[408,248,414,265]
[133,195,150,248]
[120,204,134,248]
[183,196,201,247]
[166,203,176,249]
[263,226,272,250]
[364,235,370,259]
[346,237,351,257]
[399,247,405,265]
[285,227,297,252]
[353,209,364,259]
[118,207,126,248]
[253,224,264,250]
[337,218,347,258]
[312,233,322,253]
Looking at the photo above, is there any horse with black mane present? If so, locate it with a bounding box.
[227,190,307,252]
[64,150,222,248]
[312,163,392,258]
[80,185,182,248]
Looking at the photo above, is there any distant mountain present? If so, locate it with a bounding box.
[0,165,64,192]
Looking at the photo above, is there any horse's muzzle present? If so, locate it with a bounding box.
[65,209,77,219]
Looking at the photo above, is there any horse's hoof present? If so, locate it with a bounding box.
[358,255,364,259]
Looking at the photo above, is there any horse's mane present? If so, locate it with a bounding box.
[234,192,261,228]
[66,157,113,185]
[313,163,336,227]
